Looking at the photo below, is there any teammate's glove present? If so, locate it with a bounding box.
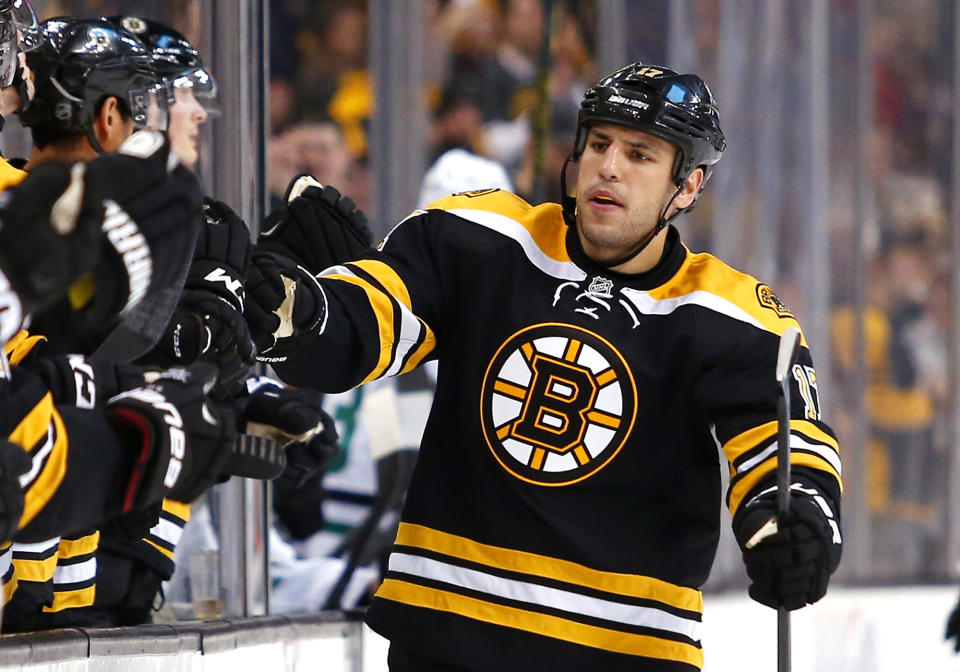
[81,130,203,325]
[152,290,255,392]
[31,353,145,409]
[190,198,251,313]
[946,592,960,652]
[244,252,327,361]
[733,485,842,610]
[105,364,236,513]
[239,377,339,486]
[0,439,30,542]
[257,176,373,274]
[0,160,104,342]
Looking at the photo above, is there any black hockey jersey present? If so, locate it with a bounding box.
[271,190,842,671]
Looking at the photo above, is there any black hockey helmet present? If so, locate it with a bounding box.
[18,17,164,146]
[0,0,37,87]
[573,63,725,186]
[108,16,218,115]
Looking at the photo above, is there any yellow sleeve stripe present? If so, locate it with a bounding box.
[144,538,175,560]
[162,499,192,523]
[348,260,412,309]
[395,523,702,613]
[376,579,703,668]
[43,585,95,612]
[57,531,100,559]
[9,391,54,451]
[4,330,46,364]
[9,394,69,529]
[12,552,59,583]
[723,419,839,465]
[727,452,842,517]
[326,273,396,383]
[345,261,438,377]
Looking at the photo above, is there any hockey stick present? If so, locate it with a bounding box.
[774,326,801,672]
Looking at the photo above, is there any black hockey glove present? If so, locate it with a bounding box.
[0,160,104,342]
[81,130,203,325]
[733,485,842,611]
[244,252,327,362]
[946,592,960,652]
[257,176,373,275]
[30,352,148,409]
[0,439,30,542]
[191,198,251,313]
[239,377,339,486]
[105,364,236,513]
[152,290,255,393]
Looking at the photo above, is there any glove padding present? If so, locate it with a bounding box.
[105,364,236,513]
[189,198,251,313]
[257,178,373,275]
[81,130,203,324]
[0,161,104,342]
[0,439,30,542]
[30,352,151,409]
[239,377,339,485]
[733,486,842,611]
[244,252,327,361]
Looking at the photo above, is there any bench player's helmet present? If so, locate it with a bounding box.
[563,63,726,227]
[18,17,163,151]
[109,16,218,116]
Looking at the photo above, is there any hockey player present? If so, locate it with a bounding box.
[246,63,843,671]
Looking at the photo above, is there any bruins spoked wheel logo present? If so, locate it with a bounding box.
[480,323,637,486]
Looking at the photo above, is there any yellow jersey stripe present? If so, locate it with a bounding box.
[57,531,100,559]
[377,578,703,668]
[162,498,192,522]
[18,408,68,527]
[325,273,396,383]
[144,538,175,560]
[12,553,58,583]
[728,452,842,516]
[348,260,412,309]
[43,585,96,612]
[4,330,46,364]
[395,523,702,613]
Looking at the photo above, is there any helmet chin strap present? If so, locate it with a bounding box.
[84,124,109,156]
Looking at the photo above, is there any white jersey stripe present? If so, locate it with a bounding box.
[149,516,185,548]
[19,424,55,489]
[620,287,766,333]
[388,552,701,642]
[446,208,586,282]
[53,557,96,586]
[735,433,842,477]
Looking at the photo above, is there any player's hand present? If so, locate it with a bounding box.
[81,130,203,324]
[0,160,104,342]
[244,252,326,362]
[191,198,251,313]
[257,176,373,274]
[239,376,339,485]
[732,486,842,610]
[105,363,236,512]
[31,352,148,409]
[0,439,30,542]
[153,289,255,392]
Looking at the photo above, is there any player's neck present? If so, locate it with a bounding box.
[606,227,669,275]
[26,140,97,171]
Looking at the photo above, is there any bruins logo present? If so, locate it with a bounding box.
[756,283,793,318]
[480,323,637,486]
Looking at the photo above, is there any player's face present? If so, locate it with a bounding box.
[168,85,207,169]
[574,123,682,267]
